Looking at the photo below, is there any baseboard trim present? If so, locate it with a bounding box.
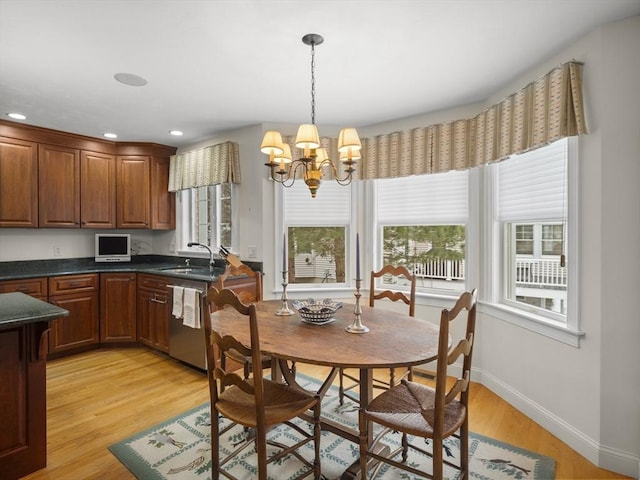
[480,370,639,478]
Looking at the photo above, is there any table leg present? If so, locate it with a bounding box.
[340,368,375,480]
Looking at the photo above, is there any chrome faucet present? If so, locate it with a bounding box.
[187,242,215,274]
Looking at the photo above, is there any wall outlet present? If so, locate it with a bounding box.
[53,245,62,257]
[247,245,257,259]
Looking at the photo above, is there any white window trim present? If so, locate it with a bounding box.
[274,181,360,295]
[174,185,237,258]
[481,137,584,347]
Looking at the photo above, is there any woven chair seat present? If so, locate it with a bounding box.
[218,378,317,428]
[366,380,466,438]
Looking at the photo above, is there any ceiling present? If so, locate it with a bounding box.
[1,0,638,148]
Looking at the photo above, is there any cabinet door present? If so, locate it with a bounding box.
[100,273,137,342]
[117,155,150,228]
[150,155,175,229]
[0,136,38,227]
[137,287,169,352]
[81,151,116,228]
[152,290,170,352]
[48,291,99,354]
[38,144,80,228]
[136,288,154,348]
[0,323,48,478]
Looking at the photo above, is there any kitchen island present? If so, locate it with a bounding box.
[0,292,69,480]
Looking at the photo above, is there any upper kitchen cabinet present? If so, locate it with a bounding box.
[150,155,175,230]
[0,120,176,230]
[116,143,176,230]
[38,144,80,228]
[0,136,38,227]
[116,155,151,228]
[81,151,117,229]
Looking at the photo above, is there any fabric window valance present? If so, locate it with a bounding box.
[168,141,240,191]
[360,61,586,180]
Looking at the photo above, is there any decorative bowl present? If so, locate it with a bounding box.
[292,298,343,323]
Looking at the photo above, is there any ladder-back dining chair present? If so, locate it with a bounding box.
[358,289,478,479]
[203,287,322,480]
[338,264,416,405]
[217,264,271,380]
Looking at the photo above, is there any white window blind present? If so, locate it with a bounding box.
[497,138,567,221]
[283,181,351,226]
[376,170,469,224]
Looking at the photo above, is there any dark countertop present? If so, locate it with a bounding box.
[0,292,69,328]
[0,255,262,283]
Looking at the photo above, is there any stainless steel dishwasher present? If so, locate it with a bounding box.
[167,277,209,370]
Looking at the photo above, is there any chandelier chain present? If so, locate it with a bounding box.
[310,40,316,125]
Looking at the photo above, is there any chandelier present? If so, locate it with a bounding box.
[260,33,361,198]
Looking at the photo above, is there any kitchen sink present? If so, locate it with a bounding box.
[160,266,212,274]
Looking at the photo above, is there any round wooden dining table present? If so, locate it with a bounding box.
[210,298,441,480]
[210,299,441,371]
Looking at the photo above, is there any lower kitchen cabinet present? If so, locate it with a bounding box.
[48,274,99,355]
[137,274,170,352]
[100,273,137,343]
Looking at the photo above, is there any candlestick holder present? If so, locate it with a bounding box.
[275,270,294,316]
[345,278,369,333]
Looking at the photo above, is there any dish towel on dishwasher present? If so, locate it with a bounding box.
[171,286,184,319]
[182,287,201,329]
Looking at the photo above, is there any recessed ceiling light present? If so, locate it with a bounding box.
[170,130,183,136]
[7,112,27,120]
[104,132,118,139]
[114,72,148,87]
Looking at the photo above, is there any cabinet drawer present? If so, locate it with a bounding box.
[138,274,169,291]
[0,277,48,297]
[49,274,98,295]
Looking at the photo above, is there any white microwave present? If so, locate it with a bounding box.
[95,234,131,262]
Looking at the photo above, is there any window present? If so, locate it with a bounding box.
[177,184,233,250]
[542,224,563,255]
[375,170,468,295]
[282,181,352,287]
[515,224,534,255]
[287,226,345,284]
[496,138,568,320]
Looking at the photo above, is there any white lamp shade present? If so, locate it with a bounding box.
[275,143,293,164]
[260,131,284,155]
[337,127,362,153]
[314,147,329,167]
[340,148,361,162]
[295,124,320,150]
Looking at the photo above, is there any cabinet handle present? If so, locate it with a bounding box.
[17,287,29,292]
[69,282,82,287]
[150,297,167,304]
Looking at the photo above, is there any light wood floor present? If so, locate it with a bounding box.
[22,347,629,480]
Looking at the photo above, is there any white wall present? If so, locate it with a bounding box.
[0,228,156,262]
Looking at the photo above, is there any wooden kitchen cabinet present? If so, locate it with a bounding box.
[116,155,151,228]
[81,150,117,228]
[0,277,48,299]
[137,274,170,352]
[48,274,99,355]
[38,143,80,228]
[0,136,38,227]
[100,273,137,343]
[150,155,175,229]
[0,121,176,230]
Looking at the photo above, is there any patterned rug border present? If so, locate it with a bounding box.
[109,373,556,480]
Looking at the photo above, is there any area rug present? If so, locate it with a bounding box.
[109,374,555,480]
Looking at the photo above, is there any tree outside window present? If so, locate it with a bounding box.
[382,225,466,289]
[287,227,345,284]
